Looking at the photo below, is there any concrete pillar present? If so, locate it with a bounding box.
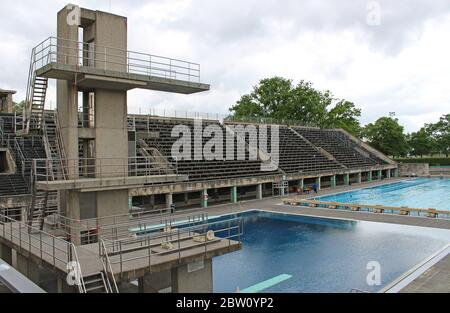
[356,172,362,184]
[394,168,399,177]
[368,171,373,182]
[299,178,304,190]
[57,277,76,293]
[0,243,12,265]
[231,186,237,203]
[378,169,382,180]
[201,189,208,208]
[330,175,336,188]
[165,193,173,208]
[16,252,41,285]
[56,8,130,244]
[280,185,285,196]
[256,184,263,200]
[150,195,155,208]
[138,270,171,293]
[344,174,350,186]
[315,177,321,190]
[386,169,391,179]
[171,259,212,293]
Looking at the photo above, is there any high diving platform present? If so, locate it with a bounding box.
[33,37,210,94]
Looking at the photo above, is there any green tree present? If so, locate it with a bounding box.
[428,114,450,156]
[325,100,362,136]
[229,77,362,136]
[408,127,434,157]
[363,117,409,157]
[13,100,26,113]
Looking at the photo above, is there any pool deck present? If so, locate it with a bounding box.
[175,177,450,293]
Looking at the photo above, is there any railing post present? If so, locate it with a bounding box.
[177,228,181,262]
[119,241,123,277]
[40,231,43,259]
[19,222,22,249]
[53,237,55,267]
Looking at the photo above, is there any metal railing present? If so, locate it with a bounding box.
[99,239,119,293]
[0,212,86,292]
[48,208,207,244]
[0,118,4,146]
[32,156,179,183]
[32,37,201,83]
[100,216,243,278]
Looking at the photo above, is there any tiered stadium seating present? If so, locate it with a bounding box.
[134,117,281,181]
[0,174,28,195]
[277,127,344,173]
[293,127,379,168]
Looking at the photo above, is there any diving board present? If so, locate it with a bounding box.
[240,274,292,293]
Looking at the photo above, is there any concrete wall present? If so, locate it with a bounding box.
[171,259,212,293]
[398,163,429,176]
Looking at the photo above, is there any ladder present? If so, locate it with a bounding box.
[22,48,48,134]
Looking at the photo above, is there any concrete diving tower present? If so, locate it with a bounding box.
[23,5,208,243]
[33,5,209,95]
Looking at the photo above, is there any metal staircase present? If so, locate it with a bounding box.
[42,111,66,180]
[82,272,110,293]
[26,166,58,229]
[22,48,48,134]
[136,139,176,175]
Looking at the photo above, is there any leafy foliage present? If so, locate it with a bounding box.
[229,77,361,135]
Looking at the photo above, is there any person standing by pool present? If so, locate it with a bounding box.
[312,183,319,194]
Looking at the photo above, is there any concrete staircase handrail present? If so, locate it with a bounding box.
[337,128,397,166]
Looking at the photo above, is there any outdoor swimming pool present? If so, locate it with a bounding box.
[314,178,450,211]
[212,210,450,293]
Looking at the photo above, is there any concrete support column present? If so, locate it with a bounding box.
[344,174,350,186]
[201,189,208,208]
[299,178,304,190]
[378,169,382,180]
[394,168,399,177]
[280,185,285,197]
[386,169,391,179]
[150,195,155,208]
[138,270,171,293]
[330,175,336,188]
[315,177,321,190]
[256,184,263,200]
[231,186,237,203]
[57,278,76,293]
[368,171,373,182]
[171,259,213,293]
[16,252,40,285]
[0,243,12,265]
[165,193,173,208]
[356,172,362,184]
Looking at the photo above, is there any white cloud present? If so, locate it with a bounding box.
[0,0,449,133]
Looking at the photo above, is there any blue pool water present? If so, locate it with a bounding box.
[314,178,450,211]
[212,210,450,293]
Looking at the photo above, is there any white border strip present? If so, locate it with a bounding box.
[308,178,414,200]
[380,244,450,293]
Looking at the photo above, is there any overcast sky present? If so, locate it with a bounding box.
[1,0,449,132]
